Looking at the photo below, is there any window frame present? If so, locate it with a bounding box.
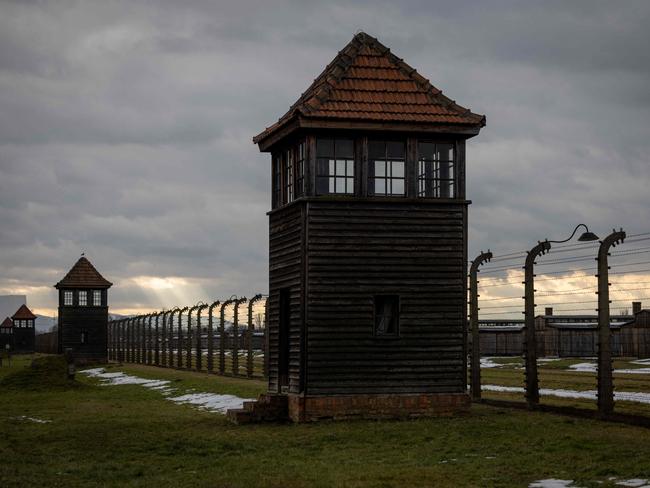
[63,290,74,307]
[78,290,88,307]
[93,290,102,307]
[373,295,400,338]
[368,140,406,197]
[417,141,457,199]
[315,138,355,196]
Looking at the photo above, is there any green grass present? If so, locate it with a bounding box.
[2,354,650,487]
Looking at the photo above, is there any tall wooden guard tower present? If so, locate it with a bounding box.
[55,256,112,364]
[254,32,485,421]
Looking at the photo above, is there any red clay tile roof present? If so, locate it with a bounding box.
[254,32,485,146]
[12,304,36,320]
[1,317,13,328]
[55,256,112,289]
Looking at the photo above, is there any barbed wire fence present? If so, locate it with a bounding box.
[468,229,650,420]
[107,294,268,379]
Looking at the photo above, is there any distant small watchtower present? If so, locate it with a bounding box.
[55,256,112,364]
[11,304,36,353]
[254,32,485,421]
[0,317,14,351]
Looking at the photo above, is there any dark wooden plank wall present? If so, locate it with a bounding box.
[58,306,108,361]
[268,203,304,394]
[305,200,467,395]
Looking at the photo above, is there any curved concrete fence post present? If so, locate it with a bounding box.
[247,294,264,377]
[207,301,220,373]
[469,251,492,402]
[196,304,209,371]
[597,229,626,417]
[219,299,235,374]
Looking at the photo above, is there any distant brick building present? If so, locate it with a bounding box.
[55,256,112,364]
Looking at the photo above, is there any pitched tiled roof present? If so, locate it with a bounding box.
[1,317,13,329]
[254,32,485,146]
[55,256,112,289]
[12,304,36,320]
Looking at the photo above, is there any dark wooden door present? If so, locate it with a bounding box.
[278,289,290,389]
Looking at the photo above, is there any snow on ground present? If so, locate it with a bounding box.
[568,362,650,375]
[168,393,249,413]
[482,384,650,404]
[80,368,251,414]
[529,479,650,488]
[480,358,503,368]
[529,480,576,488]
[11,415,51,424]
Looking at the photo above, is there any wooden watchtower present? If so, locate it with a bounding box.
[55,256,112,364]
[254,32,485,421]
[11,304,36,353]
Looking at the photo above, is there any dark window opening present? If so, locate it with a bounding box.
[418,142,455,198]
[80,330,88,344]
[374,295,400,336]
[273,154,282,207]
[284,148,294,203]
[316,138,354,195]
[368,141,405,196]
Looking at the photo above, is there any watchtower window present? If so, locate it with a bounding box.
[295,142,305,198]
[64,290,73,306]
[316,138,354,195]
[78,291,88,306]
[284,148,294,203]
[93,290,102,306]
[418,142,455,198]
[374,295,400,337]
[369,141,405,196]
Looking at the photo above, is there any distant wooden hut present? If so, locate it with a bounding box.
[55,256,112,364]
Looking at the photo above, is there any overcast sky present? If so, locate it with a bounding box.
[1,1,649,316]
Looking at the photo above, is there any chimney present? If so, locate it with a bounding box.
[545,307,553,316]
[633,302,642,314]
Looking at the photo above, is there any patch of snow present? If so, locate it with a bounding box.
[568,362,650,375]
[167,393,250,413]
[632,359,650,365]
[11,415,51,424]
[529,480,578,488]
[80,368,250,414]
[480,358,503,368]
[482,384,650,405]
[616,479,649,487]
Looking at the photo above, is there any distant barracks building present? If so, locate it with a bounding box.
[55,256,112,364]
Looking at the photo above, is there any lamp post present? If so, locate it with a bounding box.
[523,224,599,407]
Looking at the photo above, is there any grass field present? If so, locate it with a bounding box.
[2,354,650,487]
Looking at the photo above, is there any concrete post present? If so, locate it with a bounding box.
[177,307,188,369]
[207,301,220,373]
[196,304,208,371]
[247,294,264,377]
[524,240,551,408]
[469,251,492,401]
[597,229,626,417]
[219,299,235,374]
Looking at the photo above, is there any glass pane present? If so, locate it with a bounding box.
[329,159,336,175]
[329,177,336,193]
[387,141,404,159]
[336,139,354,158]
[392,178,404,195]
[374,160,385,177]
[368,141,385,160]
[317,138,334,158]
[375,179,385,194]
[336,159,346,176]
[418,142,435,160]
[346,160,354,177]
[346,177,354,193]
[391,161,404,178]
[437,143,454,161]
